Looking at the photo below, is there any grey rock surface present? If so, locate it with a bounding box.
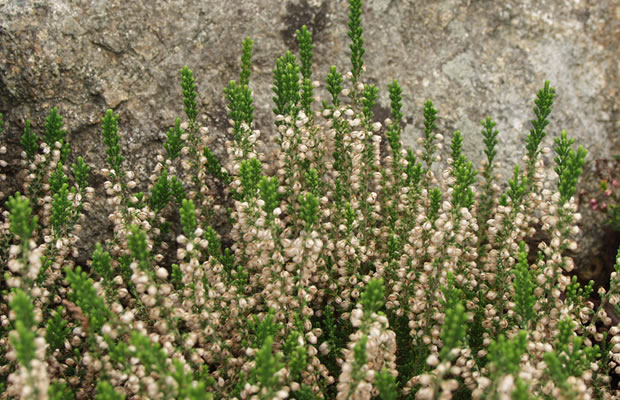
[0,0,618,268]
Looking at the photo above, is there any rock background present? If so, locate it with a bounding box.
[0,0,618,274]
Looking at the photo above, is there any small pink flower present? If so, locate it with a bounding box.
[612,179,619,187]
[605,189,612,197]
[601,203,608,211]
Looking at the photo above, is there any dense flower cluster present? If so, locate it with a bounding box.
[1,1,618,399]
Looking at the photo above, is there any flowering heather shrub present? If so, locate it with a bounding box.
[1,1,619,399]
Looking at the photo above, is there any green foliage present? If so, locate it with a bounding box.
[171,358,213,400]
[50,162,68,195]
[428,187,442,223]
[526,80,555,181]
[386,234,401,263]
[92,243,113,281]
[240,37,254,88]
[51,179,71,233]
[487,331,528,377]
[360,277,385,316]
[71,156,91,190]
[506,164,527,204]
[304,168,320,196]
[91,242,117,302]
[297,25,314,115]
[422,100,438,172]
[439,277,467,361]
[512,242,537,330]
[298,193,320,228]
[170,174,186,204]
[181,65,199,124]
[20,120,38,161]
[45,306,70,354]
[386,80,403,156]
[511,378,532,400]
[203,226,223,261]
[440,273,463,310]
[405,149,423,187]
[272,51,300,121]
[481,117,499,170]
[164,118,185,160]
[326,66,343,107]
[7,193,38,243]
[49,381,75,400]
[344,202,356,231]
[180,198,198,238]
[252,336,284,396]
[477,117,500,247]
[105,332,132,368]
[554,130,587,204]
[247,308,282,349]
[225,80,255,144]
[297,26,314,81]
[349,335,368,396]
[450,131,477,211]
[101,109,124,178]
[8,289,37,367]
[65,266,113,332]
[239,157,262,199]
[128,224,150,266]
[375,368,398,400]
[43,108,69,157]
[149,168,173,214]
[565,275,594,309]
[361,83,378,120]
[129,330,168,375]
[258,176,281,217]
[545,317,600,379]
[202,146,231,184]
[95,381,125,400]
[171,263,185,290]
[283,330,308,381]
[347,0,365,86]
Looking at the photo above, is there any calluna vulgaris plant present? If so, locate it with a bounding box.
[1,1,619,399]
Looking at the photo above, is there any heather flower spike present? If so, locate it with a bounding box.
[1,0,613,398]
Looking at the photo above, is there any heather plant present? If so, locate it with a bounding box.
[1,0,619,399]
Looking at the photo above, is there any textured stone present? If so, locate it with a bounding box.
[0,0,618,268]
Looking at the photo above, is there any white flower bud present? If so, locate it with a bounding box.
[156,267,169,279]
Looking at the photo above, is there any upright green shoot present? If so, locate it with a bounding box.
[347,0,365,91]
[297,25,314,115]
